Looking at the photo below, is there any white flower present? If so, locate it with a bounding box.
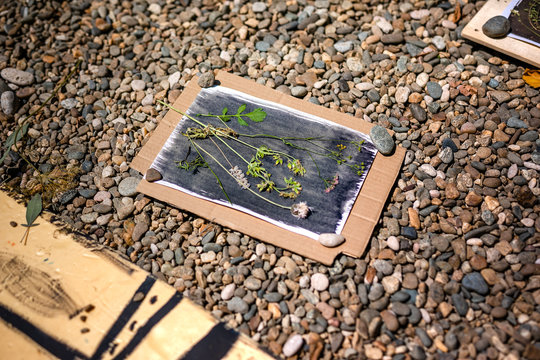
[291,202,310,219]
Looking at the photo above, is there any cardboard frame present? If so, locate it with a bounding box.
[131,72,405,265]
[462,0,540,68]
[0,192,273,359]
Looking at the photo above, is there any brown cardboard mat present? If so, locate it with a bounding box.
[131,71,405,265]
[0,191,273,360]
[462,0,540,68]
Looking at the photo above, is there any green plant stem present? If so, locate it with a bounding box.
[188,138,232,204]
[192,141,291,210]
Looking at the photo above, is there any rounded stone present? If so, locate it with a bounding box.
[318,233,345,247]
[369,125,395,155]
[1,67,34,86]
[221,284,235,301]
[282,334,303,357]
[482,16,511,39]
[118,177,141,197]
[131,79,146,91]
[198,72,215,88]
[145,168,162,182]
[311,273,329,291]
[227,296,249,313]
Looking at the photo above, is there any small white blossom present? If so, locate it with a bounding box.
[291,202,310,219]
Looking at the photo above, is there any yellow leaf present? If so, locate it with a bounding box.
[523,69,540,88]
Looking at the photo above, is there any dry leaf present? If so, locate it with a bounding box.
[523,69,540,88]
[452,2,462,23]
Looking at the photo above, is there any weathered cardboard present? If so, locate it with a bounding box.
[0,192,273,360]
[462,0,540,68]
[131,71,405,265]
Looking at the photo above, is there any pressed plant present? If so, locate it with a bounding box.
[157,100,371,220]
[0,59,82,244]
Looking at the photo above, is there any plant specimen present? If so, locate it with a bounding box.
[157,99,371,220]
[0,60,82,244]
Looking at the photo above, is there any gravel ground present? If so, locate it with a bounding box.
[1,0,539,359]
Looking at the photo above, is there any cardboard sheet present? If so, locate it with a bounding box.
[0,192,273,360]
[462,0,540,68]
[131,71,405,265]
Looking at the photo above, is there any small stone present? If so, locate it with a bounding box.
[60,98,78,110]
[1,67,34,85]
[491,306,507,319]
[118,177,140,197]
[221,284,235,300]
[381,310,399,331]
[334,41,352,53]
[148,3,161,14]
[311,273,329,291]
[439,147,454,164]
[1,91,15,115]
[426,82,442,99]
[318,233,345,247]
[227,296,249,313]
[395,86,410,104]
[369,125,395,155]
[387,236,400,251]
[482,16,511,39]
[145,168,162,182]
[131,79,145,91]
[291,86,308,97]
[462,272,489,295]
[198,72,215,88]
[282,334,303,357]
[381,32,404,44]
[410,103,427,122]
[252,1,267,12]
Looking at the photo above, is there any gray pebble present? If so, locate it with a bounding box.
[410,104,427,122]
[426,81,442,99]
[482,16,511,38]
[118,177,140,197]
[462,272,489,295]
[1,91,15,115]
[291,86,308,97]
[198,72,215,88]
[369,125,395,155]
[227,296,249,313]
[1,67,34,86]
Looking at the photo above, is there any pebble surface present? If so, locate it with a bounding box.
[0,0,539,359]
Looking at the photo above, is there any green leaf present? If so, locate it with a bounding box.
[222,107,228,115]
[20,123,29,138]
[237,117,248,126]
[246,108,266,122]
[25,193,42,226]
[4,131,16,149]
[0,151,8,164]
[237,104,246,114]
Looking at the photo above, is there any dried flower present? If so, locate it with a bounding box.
[324,173,339,193]
[290,201,310,219]
[229,166,250,189]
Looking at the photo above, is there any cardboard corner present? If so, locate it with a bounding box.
[462,0,540,69]
[131,71,405,265]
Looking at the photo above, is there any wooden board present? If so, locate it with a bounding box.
[131,71,405,265]
[0,191,274,360]
[462,0,540,68]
